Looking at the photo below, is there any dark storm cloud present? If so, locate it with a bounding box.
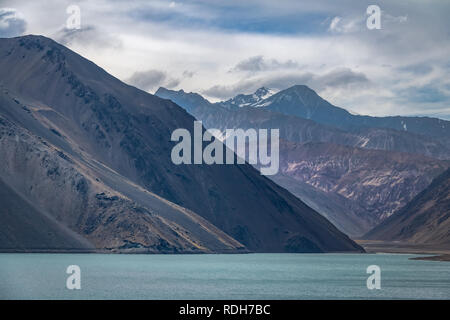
[231,55,299,73]
[55,25,122,49]
[126,69,180,92]
[317,68,369,89]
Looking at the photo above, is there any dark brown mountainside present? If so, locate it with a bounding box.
[0,103,244,253]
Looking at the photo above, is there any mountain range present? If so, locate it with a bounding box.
[156,85,450,238]
[1,34,448,254]
[233,84,450,142]
[0,35,363,253]
[156,87,450,160]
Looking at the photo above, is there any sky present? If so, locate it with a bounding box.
[0,0,449,119]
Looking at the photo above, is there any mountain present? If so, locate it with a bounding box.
[155,88,211,115]
[364,168,450,246]
[0,35,363,253]
[156,87,450,159]
[156,87,450,236]
[0,90,244,253]
[262,85,450,143]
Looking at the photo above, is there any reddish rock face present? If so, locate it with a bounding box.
[364,168,450,246]
[274,140,448,236]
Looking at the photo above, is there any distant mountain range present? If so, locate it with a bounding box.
[156,87,450,160]
[156,86,450,238]
[252,84,450,142]
[0,35,363,253]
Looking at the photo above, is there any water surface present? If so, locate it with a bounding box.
[0,253,448,299]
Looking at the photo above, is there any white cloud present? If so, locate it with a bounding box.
[0,7,26,37]
[1,0,449,118]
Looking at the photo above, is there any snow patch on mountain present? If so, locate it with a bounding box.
[225,87,277,108]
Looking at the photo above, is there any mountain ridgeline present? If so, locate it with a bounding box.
[156,86,450,160]
[0,35,364,253]
[253,85,449,142]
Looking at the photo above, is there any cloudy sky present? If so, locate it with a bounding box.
[1,0,450,119]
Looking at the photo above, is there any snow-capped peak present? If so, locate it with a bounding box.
[225,87,277,108]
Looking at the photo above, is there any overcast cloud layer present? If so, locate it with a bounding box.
[1,0,449,119]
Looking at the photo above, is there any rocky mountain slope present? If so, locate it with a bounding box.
[0,176,95,252]
[0,35,363,253]
[364,168,450,246]
[0,93,244,253]
[269,173,374,237]
[275,141,448,235]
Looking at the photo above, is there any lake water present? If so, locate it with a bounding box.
[0,253,449,299]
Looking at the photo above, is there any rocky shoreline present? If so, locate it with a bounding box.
[356,240,450,261]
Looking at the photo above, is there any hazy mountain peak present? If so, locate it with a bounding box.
[156,87,212,113]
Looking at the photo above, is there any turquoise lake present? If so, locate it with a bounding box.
[0,253,449,299]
